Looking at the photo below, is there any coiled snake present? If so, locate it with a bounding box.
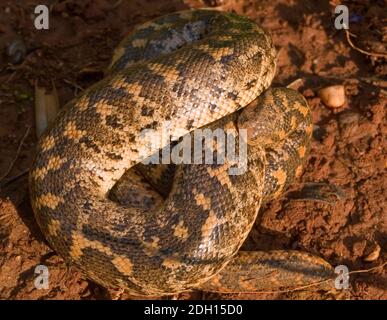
[29,9,334,295]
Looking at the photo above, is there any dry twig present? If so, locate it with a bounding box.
[345,30,387,59]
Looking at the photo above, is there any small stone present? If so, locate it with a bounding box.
[363,243,381,262]
[6,39,27,65]
[318,85,346,108]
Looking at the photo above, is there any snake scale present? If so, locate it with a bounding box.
[29,9,335,295]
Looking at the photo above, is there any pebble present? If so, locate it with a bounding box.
[318,85,346,108]
[6,39,27,64]
[363,243,381,262]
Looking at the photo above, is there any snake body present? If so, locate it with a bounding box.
[29,9,334,295]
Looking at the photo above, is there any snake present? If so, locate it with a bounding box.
[29,9,335,296]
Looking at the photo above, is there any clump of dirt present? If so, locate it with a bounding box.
[0,0,385,300]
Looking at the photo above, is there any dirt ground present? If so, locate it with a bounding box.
[0,0,385,300]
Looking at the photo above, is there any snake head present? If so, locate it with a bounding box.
[237,88,310,148]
